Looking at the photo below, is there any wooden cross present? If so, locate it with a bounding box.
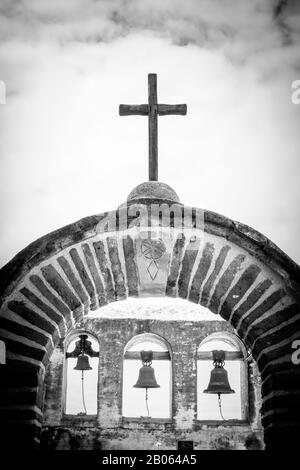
[119,74,187,181]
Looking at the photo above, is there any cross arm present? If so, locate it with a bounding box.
[119,103,187,116]
[157,104,187,116]
[119,104,148,116]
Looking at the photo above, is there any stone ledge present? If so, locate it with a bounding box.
[121,417,173,430]
[122,417,172,423]
[194,419,250,429]
[61,414,98,427]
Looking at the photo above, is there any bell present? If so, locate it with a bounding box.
[204,366,235,394]
[74,354,92,371]
[134,365,160,388]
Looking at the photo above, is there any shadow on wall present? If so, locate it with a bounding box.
[40,427,102,451]
[209,432,263,450]
[40,427,264,450]
[245,433,264,450]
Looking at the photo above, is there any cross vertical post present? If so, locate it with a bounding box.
[119,73,187,182]
[148,74,158,181]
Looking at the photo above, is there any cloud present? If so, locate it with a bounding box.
[1,1,299,79]
[0,1,298,49]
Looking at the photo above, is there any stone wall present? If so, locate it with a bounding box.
[41,317,263,450]
[1,199,299,448]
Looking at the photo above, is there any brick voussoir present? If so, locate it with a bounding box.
[107,237,126,301]
[69,248,97,309]
[7,300,58,335]
[0,317,49,347]
[166,233,185,297]
[262,359,298,378]
[41,265,81,312]
[208,254,246,313]
[200,245,231,308]
[82,243,107,305]
[230,279,273,328]
[3,337,46,363]
[122,236,139,297]
[188,241,214,304]
[245,304,300,346]
[252,320,300,358]
[57,255,89,307]
[20,286,66,332]
[219,264,261,320]
[262,368,300,390]
[178,236,201,299]
[262,409,300,429]
[93,240,115,303]
[258,338,299,368]
[29,275,73,328]
[236,288,287,335]
[263,393,300,411]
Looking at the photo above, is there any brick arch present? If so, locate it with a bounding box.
[0,205,299,449]
[124,332,172,355]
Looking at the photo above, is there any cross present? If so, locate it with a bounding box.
[119,74,187,181]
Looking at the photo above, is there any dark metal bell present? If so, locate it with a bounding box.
[74,354,92,371]
[134,365,160,388]
[204,366,235,395]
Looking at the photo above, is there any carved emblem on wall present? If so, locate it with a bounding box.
[141,238,166,280]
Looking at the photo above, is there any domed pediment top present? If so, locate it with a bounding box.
[127,181,180,204]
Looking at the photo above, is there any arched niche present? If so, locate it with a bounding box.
[197,331,249,422]
[122,332,172,420]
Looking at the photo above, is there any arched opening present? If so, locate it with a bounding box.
[64,332,99,416]
[197,332,249,421]
[122,332,172,419]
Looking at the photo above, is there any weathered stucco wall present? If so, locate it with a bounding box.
[41,316,263,450]
[0,196,299,449]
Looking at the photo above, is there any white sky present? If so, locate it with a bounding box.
[0,0,300,267]
[89,297,226,321]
